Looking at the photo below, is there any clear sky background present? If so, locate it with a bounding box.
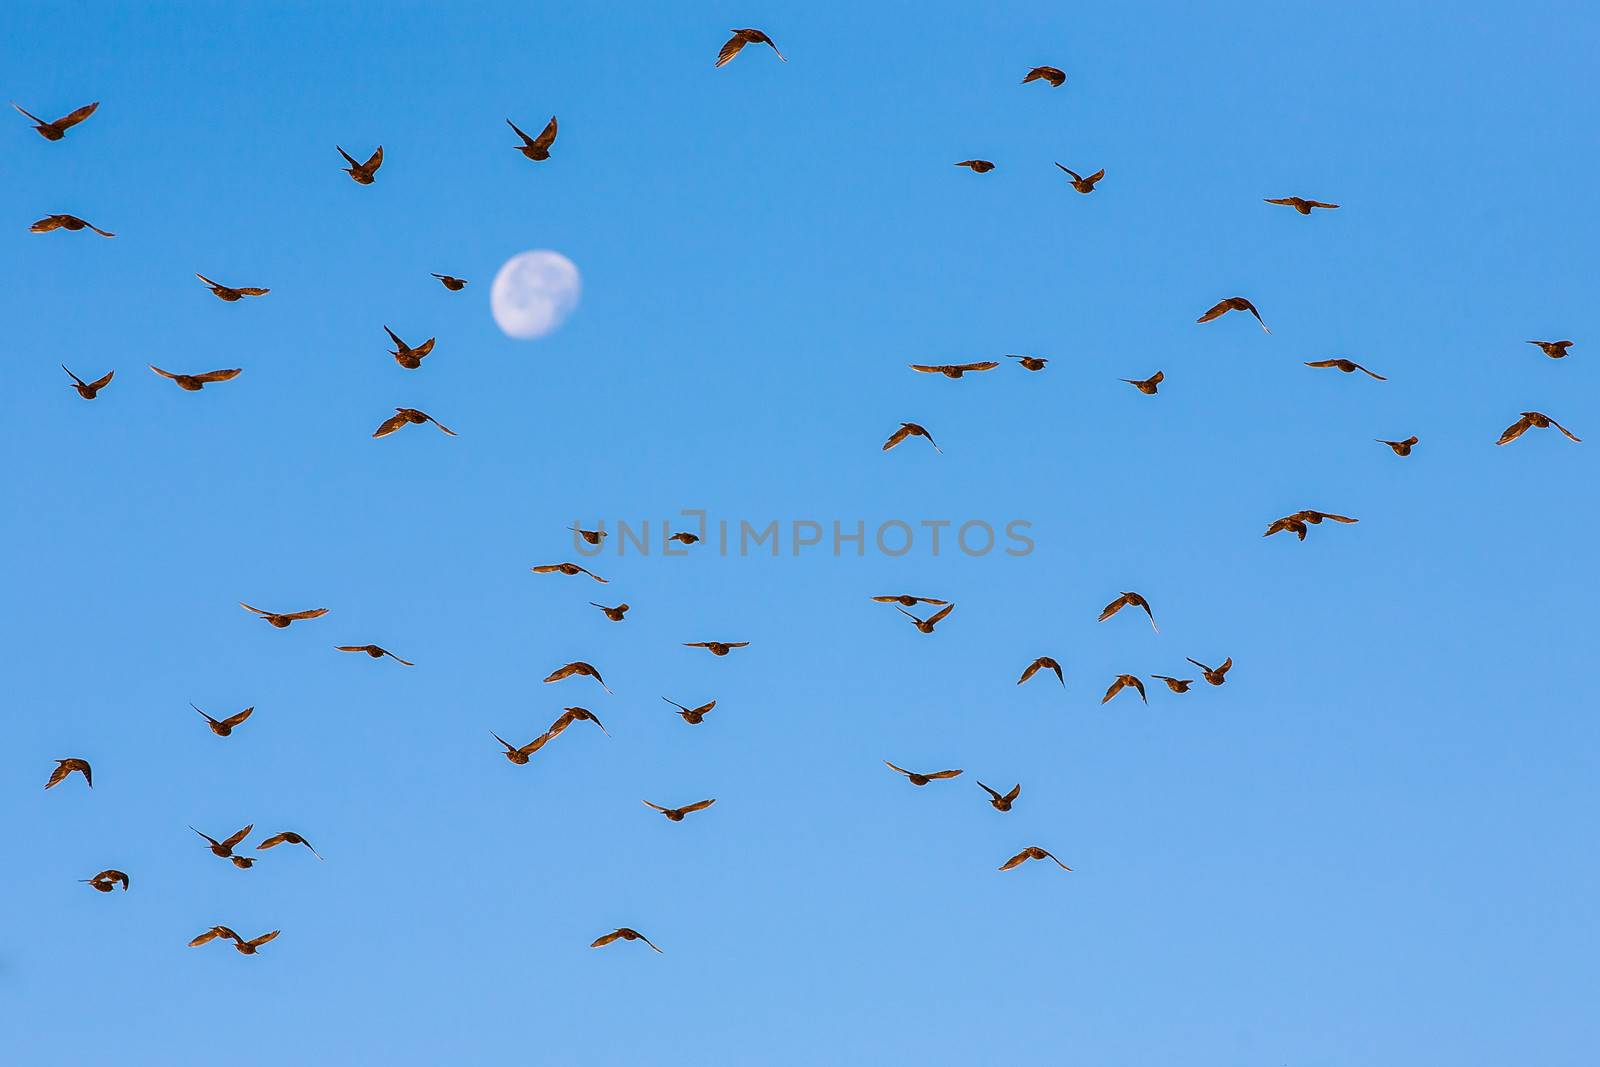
[5,2,1599,1063]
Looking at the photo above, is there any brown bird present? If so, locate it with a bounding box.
[643,799,716,822]
[45,758,92,790]
[62,365,113,399]
[1498,411,1581,446]
[188,926,242,949]
[570,525,607,545]
[1290,509,1359,526]
[1264,516,1308,540]
[885,760,962,786]
[1527,340,1573,359]
[150,365,242,391]
[240,603,328,628]
[683,641,749,656]
[192,703,253,737]
[1377,435,1418,456]
[372,407,456,439]
[1305,358,1386,380]
[548,706,610,738]
[82,869,130,892]
[1017,656,1064,686]
[256,831,321,859]
[192,823,253,859]
[1186,657,1232,686]
[663,697,717,724]
[1264,196,1339,215]
[871,594,949,607]
[432,273,468,291]
[591,927,662,952]
[14,100,98,140]
[1099,591,1158,632]
[336,144,383,184]
[31,213,115,237]
[544,660,612,693]
[532,562,608,582]
[977,781,1021,812]
[1197,297,1270,333]
[667,531,700,545]
[883,421,941,453]
[716,28,785,67]
[508,116,558,161]
[954,159,995,173]
[896,603,954,634]
[335,644,414,666]
[229,855,256,870]
[492,731,553,765]
[1264,510,1356,539]
[1123,370,1163,394]
[909,361,1000,379]
[1151,674,1194,693]
[195,273,268,301]
[1102,674,1147,704]
[1055,163,1104,193]
[998,846,1071,872]
[1008,354,1049,371]
[591,602,629,621]
[383,326,436,369]
[227,930,280,955]
[1022,65,1066,87]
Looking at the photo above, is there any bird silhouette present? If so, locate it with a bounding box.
[192,823,253,859]
[1197,297,1269,332]
[1527,340,1573,359]
[663,697,717,724]
[1099,591,1158,632]
[1151,675,1194,693]
[150,365,242,391]
[1022,65,1066,87]
[1264,511,1357,539]
[544,661,611,692]
[195,274,268,301]
[532,562,608,582]
[492,731,553,765]
[683,641,749,656]
[1123,370,1163,394]
[45,758,92,789]
[591,602,629,621]
[1186,657,1232,686]
[335,644,414,665]
[896,603,954,633]
[909,361,999,379]
[1102,674,1147,704]
[668,531,701,545]
[643,799,716,822]
[62,365,113,399]
[31,213,115,237]
[240,603,328,628]
[1017,656,1064,686]
[885,761,962,786]
[1377,435,1418,456]
[192,704,253,737]
[883,422,941,453]
[591,927,662,952]
[977,782,1021,811]
[1264,196,1339,215]
[547,706,609,738]
[82,869,130,892]
[570,526,607,545]
[871,594,949,607]
[1497,411,1581,445]
[954,159,995,173]
[1305,358,1386,380]
[998,846,1071,872]
[14,100,98,140]
[432,273,468,291]
[337,144,383,184]
[716,28,784,66]
[1055,164,1104,193]
[1008,354,1049,371]
[190,928,278,955]
[383,326,436,369]
[257,831,321,859]
[373,408,455,438]
[508,116,558,161]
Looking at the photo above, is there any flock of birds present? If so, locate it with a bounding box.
[25,24,1585,961]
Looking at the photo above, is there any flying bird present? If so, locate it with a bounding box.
[257,831,321,859]
[570,526,607,545]
[871,594,949,607]
[1197,297,1269,333]
[1264,196,1339,215]
[45,758,92,789]
[1264,511,1357,539]
[547,706,610,738]
[716,28,785,67]
[1497,411,1581,446]
[532,562,608,582]
[667,531,700,545]
[1527,340,1573,359]
[683,641,749,656]
[188,926,242,949]
[14,100,98,140]
[1305,358,1386,380]
[1008,354,1049,371]
[492,731,553,765]
[1123,370,1163,394]
[591,927,662,952]
[228,930,280,955]
[150,365,242,391]
[507,116,558,161]
[229,855,256,870]
[1022,65,1066,87]
[642,799,716,822]
[82,869,130,892]
[30,213,114,237]
[882,422,941,453]
[1055,164,1104,193]
[591,602,629,621]
[193,703,253,737]
[1017,656,1064,686]
[192,823,253,859]
[1102,674,1147,704]
[62,365,113,399]
[998,846,1071,872]
[1099,591,1158,632]
[544,660,612,692]
[1186,657,1232,686]
[663,697,717,724]
[884,761,962,786]
[372,407,456,438]
[954,159,995,173]
[432,273,468,291]
[909,361,999,379]
[240,603,328,628]
[195,274,268,301]
[1377,435,1418,456]
[337,144,383,184]
[977,782,1021,812]
[1151,675,1194,693]
[335,644,414,665]
[896,603,954,633]
[383,326,436,369]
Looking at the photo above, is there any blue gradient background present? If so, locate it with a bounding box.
[4,2,1598,1063]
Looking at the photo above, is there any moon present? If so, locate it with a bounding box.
[491,250,581,340]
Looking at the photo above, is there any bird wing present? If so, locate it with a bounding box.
[364,145,383,170]
[1305,360,1339,368]
[1263,198,1296,206]
[590,930,623,947]
[1496,416,1533,445]
[1003,784,1021,802]
[531,116,557,150]
[1084,168,1105,184]
[907,364,943,374]
[424,414,457,436]
[1055,163,1082,181]
[680,799,717,813]
[150,365,180,380]
[506,118,535,145]
[976,781,1002,800]
[195,368,243,383]
[1196,299,1233,323]
[247,930,280,949]
[958,361,999,372]
[998,849,1032,871]
[372,413,409,438]
[1355,364,1387,380]
[222,824,255,850]
[882,425,913,450]
[1102,677,1126,703]
[716,33,748,67]
[281,607,328,620]
[1098,594,1127,621]
[258,833,288,849]
[642,800,669,812]
[336,145,359,167]
[927,769,963,779]
[13,102,46,124]
[1547,416,1582,442]
[1017,660,1040,685]
[55,101,99,129]
[220,706,254,728]
[86,369,114,390]
[384,650,415,666]
[926,604,954,626]
[883,760,912,777]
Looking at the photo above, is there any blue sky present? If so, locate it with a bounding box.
[5,1,1599,1063]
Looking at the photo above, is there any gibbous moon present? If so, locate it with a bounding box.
[491,250,581,340]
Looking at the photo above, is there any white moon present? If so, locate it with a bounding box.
[491,250,581,340]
